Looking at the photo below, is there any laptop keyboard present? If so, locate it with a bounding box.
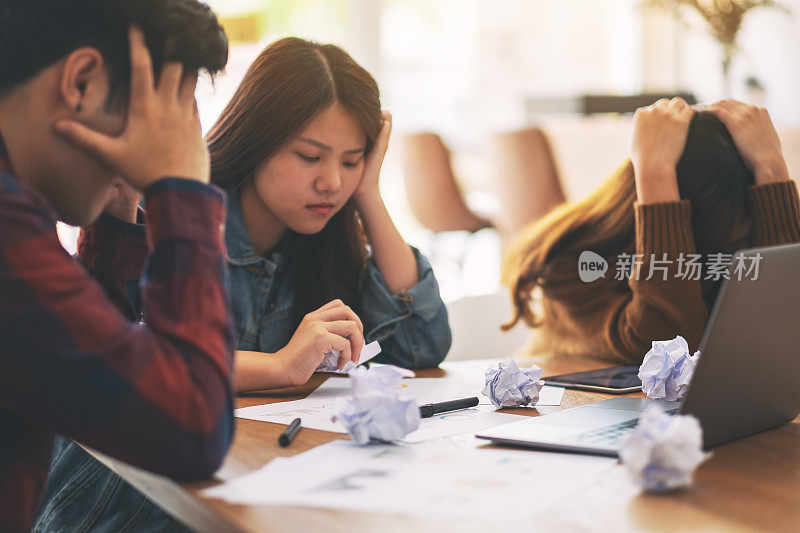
[571,419,639,446]
[570,408,680,447]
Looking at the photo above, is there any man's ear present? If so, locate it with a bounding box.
[59,48,107,115]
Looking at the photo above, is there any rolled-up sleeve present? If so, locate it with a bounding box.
[359,247,451,369]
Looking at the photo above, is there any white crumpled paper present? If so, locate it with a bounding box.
[619,404,710,492]
[638,336,700,401]
[331,365,420,444]
[482,358,545,408]
[317,341,382,374]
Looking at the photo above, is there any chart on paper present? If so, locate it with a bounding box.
[203,439,616,521]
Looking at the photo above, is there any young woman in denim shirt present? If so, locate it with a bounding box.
[35,38,451,532]
[208,37,451,391]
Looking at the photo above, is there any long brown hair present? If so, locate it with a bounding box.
[503,112,755,330]
[206,37,382,324]
[502,161,636,329]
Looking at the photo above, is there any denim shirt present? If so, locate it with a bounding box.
[226,190,451,368]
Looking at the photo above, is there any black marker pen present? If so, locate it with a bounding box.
[419,397,479,418]
[278,418,302,447]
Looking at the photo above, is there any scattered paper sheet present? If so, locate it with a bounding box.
[203,440,615,521]
[403,407,526,443]
[312,362,564,407]
[307,375,460,402]
[529,385,564,406]
[235,375,544,442]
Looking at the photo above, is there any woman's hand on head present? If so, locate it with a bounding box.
[704,99,790,185]
[275,299,365,387]
[630,97,695,204]
[353,111,392,205]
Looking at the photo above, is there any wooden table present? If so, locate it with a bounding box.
[91,355,800,532]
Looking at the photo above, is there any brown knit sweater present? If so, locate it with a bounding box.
[538,180,800,364]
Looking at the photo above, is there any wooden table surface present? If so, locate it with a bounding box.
[91,354,800,533]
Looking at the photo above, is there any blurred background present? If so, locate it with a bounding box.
[58,0,800,356]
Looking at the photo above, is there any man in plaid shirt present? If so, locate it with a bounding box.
[0,2,236,530]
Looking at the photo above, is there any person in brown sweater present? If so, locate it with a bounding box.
[503,98,800,364]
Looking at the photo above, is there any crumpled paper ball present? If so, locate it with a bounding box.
[317,350,351,373]
[317,350,346,372]
[482,358,545,408]
[619,404,711,492]
[317,341,381,374]
[638,336,700,401]
[331,365,419,445]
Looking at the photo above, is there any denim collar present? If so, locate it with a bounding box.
[225,188,291,269]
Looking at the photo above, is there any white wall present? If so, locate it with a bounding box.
[675,1,800,126]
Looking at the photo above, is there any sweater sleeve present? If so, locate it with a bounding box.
[601,201,708,362]
[747,180,800,247]
[540,201,708,364]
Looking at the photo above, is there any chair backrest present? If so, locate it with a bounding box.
[445,291,533,361]
[539,116,633,202]
[399,132,491,233]
[490,127,566,236]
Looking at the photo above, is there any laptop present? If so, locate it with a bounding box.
[476,244,800,456]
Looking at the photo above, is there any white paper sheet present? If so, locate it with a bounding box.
[529,385,565,406]
[235,377,464,436]
[404,407,526,443]
[236,372,564,441]
[307,375,463,403]
[311,371,564,406]
[203,440,615,521]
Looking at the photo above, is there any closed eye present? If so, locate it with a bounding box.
[343,155,363,168]
[296,153,320,163]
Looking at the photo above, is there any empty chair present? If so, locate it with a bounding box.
[400,132,492,233]
[490,127,566,237]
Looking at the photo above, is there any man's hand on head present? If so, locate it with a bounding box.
[53,26,210,190]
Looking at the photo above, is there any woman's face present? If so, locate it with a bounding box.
[251,102,366,235]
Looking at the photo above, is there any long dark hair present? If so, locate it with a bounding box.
[503,111,755,329]
[206,37,382,324]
